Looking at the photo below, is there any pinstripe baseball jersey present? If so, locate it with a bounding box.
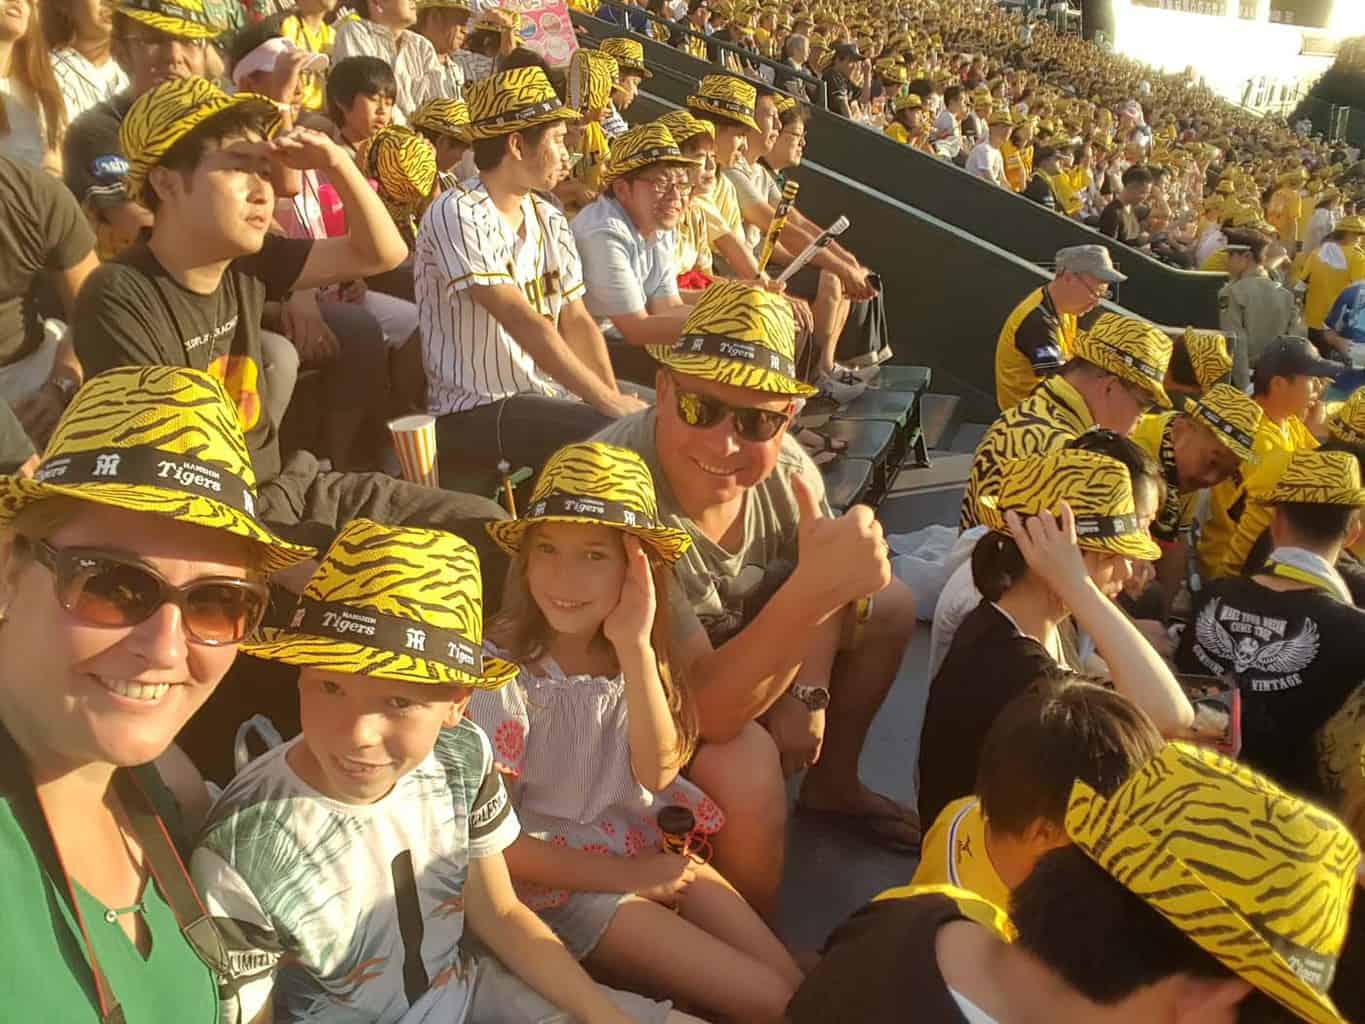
[414,180,586,415]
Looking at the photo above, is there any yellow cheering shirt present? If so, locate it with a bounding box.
[280,15,334,112]
[909,797,1014,932]
[1303,242,1365,330]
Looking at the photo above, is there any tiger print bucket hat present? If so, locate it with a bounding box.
[599,37,651,78]
[1327,387,1365,448]
[464,67,580,141]
[121,77,281,205]
[1188,383,1262,465]
[686,75,761,133]
[411,98,471,141]
[568,49,619,115]
[0,367,313,572]
[245,519,516,689]
[1072,313,1174,410]
[1182,327,1233,391]
[367,126,437,208]
[655,109,715,145]
[1067,742,1358,1024]
[115,0,223,40]
[977,449,1162,562]
[487,442,692,564]
[601,124,699,187]
[650,279,817,398]
[1252,450,1365,508]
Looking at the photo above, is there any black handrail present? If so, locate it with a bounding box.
[587,0,829,109]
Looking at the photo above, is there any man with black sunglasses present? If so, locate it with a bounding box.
[594,281,920,920]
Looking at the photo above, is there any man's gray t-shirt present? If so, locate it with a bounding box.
[722,157,780,254]
[594,407,829,645]
[570,195,679,338]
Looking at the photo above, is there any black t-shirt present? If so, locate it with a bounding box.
[823,68,855,118]
[63,90,135,208]
[1098,198,1140,244]
[1176,575,1365,798]
[72,234,313,483]
[0,155,95,364]
[787,892,993,1024]
[1023,170,1057,211]
[918,601,1065,824]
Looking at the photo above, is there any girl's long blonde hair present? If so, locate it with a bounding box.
[489,527,700,769]
[3,0,66,150]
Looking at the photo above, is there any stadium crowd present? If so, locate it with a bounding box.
[0,0,1364,1019]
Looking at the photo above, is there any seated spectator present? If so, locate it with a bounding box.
[1179,449,1365,802]
[822,42,865,119]
[325,55,395,165]
[963,312,1173,531]
[669,0,711,63]
[71,77,509,578]
[1219,236,1298,371]
[1302,217,1365,361]
[413,0,472,102]
[965,109,1010,187]
[598,37,650,139]
[453,6,519,87]
[1199,336,1335,581]
[1,0,65,173]
[571,123,693,355]
[367,123,436,248]
[912,677,1163,915]
[595,281,920,910]
[1323,274,1365,356]
[470,442,803,1023]
[1022,143,1064,211]
[413,66,644,483]
[410,95,470,190]
[1162,326,1233,407]
[46,0,129,121]
[1000,120,1032,193]
[993,245,1118,412]
[0,153,98,453]
[931,84,964,160]
[0,365,314,1023]
[1098,164,1152,247]
[564,47,619,198]
[922,449,1191,823]
[790,743,1359,1024]
[331,0,437,123]
[882,93,931,152]
[279,0,337,113]
[194,519,694,1024]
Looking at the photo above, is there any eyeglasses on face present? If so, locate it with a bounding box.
[637,174,693,198]
[671,379,793,442]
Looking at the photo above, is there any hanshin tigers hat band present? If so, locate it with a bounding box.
[671,333,798,379]
[287,597,485,675]
[30,445,258,517]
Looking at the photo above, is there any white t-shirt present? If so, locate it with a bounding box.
[965,141,1005,187]
[934,109,962,159]
[414,179,586,414]
[191,719,519,1024]
[331,19,438,122]
[50,48,128,121]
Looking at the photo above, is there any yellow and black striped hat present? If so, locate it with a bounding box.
[893,93,923,113]
[465,66,580,141]
[601,123,698,187]
[978,449,1162,562]
[245,519,516,689]
[1252,450,1365,508]
[487,442,692,564]
[115,0,222,40]
[600,36,651,78]
[1073,313,1173,410]
[121,77,280,204]
[651,280,817,398]
[1188,383,1262,464]
[686,74,760,133]
[411,97,470,140]
[655,109,715,145]
[367,125,437,207]
[1182,327,1233,390]
[0,367,313,572]
[1328,386,1365,448]
[568,48,619,115]
[1068,742,1357,1024]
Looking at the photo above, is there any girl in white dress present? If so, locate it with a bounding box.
[471,441,804,1024]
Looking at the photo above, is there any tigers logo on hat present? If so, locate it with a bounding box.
[652,280,816,398]
[1328,387,1365,448]
[245,519,516,689]
[1252,450,1365,509]
[568,49,619,115]
[1073,313,1173,410]
[977,449,1162,562]
[656,109,715,145]
[601,123,699,187]
[1067,742,1358,1024]
[115,0,222,39]
[411,97,470,140]
[1189,384,1262,464]
[465,66,580,141]
[600,37,651,78]
[487,442,692,564]
[367,125,437,208]
[121,77,281,205]
[0,367,313,572]
[686,74,761,133]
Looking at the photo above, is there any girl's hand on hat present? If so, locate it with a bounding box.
[269,127,346,172]
[604,535,657,653]
[1005,502,1090,602]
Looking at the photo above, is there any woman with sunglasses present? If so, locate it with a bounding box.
[0,366,313,1022]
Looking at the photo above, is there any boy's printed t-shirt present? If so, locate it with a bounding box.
[71,234,313,484]
[1176,576,1365,799]
[910,797,1012,922]
[191,718,519,1024]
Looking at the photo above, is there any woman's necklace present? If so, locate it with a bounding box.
[102,796,149,923]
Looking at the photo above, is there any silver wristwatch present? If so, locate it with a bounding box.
[790,684,831,711]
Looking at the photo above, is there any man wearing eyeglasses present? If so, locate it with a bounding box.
[994,245,1120,412]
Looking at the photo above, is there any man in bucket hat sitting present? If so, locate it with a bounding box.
[595,280,919,919]
[414,66,646,479]
[72,77,510,582]
[790,742,1360,1024]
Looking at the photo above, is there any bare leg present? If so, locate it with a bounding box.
[813,270,845,375]
[588,896,797,1024]
[686,722,787,921]
[678,862,804,988]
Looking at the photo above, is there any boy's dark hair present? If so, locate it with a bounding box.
[326,56,397,125]
[351,0,371,18]
[1280,502,1357,547]
[975,677,1162,837]
[1012,847,1295,1021]
[943,84,963,106]
[779,103,810,130]
[143,104,278,213]
[1122,165,1153,188]
[907,77,934,98]
[471,120,557,172]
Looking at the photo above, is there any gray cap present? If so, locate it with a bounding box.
[1055,244,1127,284]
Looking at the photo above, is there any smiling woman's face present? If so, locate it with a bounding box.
[0,504,254,774]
